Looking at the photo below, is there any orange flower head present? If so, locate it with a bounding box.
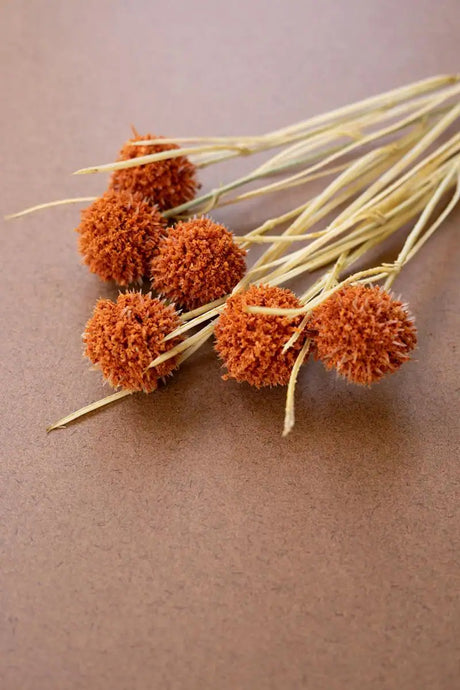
[77,189,165,286]
[151,217,246,310]
[308,284,417,385]
[109,132,198,211]
[214,284,307,388]
[83,292,182,392]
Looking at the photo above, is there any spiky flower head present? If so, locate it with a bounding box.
[308,284,417,385]
[151,217,246,310]
[83,292,182,392]
[214,284,307,388]
[109,131,198,211]
[77,189,165,285]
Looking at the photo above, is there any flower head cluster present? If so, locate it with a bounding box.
[77,190,165,285]
[110,132,198,211]
[151,217,246,309]
[215,284,307,387]
[83,292,182,392]
[308,284,417,385]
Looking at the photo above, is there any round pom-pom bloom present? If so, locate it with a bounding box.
[77,189,165,286]
[151,217,246,310]
[308,284,417,385]
[109,132,198,211]
[83,292,183,392]
[214,284,307,388]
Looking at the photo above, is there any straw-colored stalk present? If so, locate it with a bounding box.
[9,76,459,221]
[75,74,459,176]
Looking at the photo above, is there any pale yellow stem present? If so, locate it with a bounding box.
[236,145,406,289]
[269,74,458,138]
[177,328,215,364]
[241,127,421,283]
[5,196,98,220]
[384,162,460,288]
[264,132,460,284]
[289,105,458,240]
[148,322,215,369]
[347,132,460,225]
[246,266,405,317]
[74,143,253,175]
[282,338,311,437]
[219,161,350,208]
[253,90,447,175]
[180,296,227,321]
[131,135,260,146]
[282,253,348,355]
[165,305,224,340]
[406,174,460,261]
[47,390,132,432]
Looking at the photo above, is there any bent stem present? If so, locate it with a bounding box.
[283,339,311,437]
[282,253,349,355]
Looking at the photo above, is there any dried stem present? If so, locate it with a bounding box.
[282,339,311,437]
[384,163,460,288]
[47,390,132,432]
[248,160,460,320]
[164,96,456,218]
[5,197,98,219]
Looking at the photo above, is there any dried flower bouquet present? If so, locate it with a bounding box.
[8,75,459,435]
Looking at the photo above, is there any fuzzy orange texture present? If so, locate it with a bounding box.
[308,284,417,385]
[77,190,165,286]
[109,132,198,211]
[83,292,182,392]
[214,284,307,388]
[151,217,247,310]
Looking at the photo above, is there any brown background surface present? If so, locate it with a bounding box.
[1,1,459,689]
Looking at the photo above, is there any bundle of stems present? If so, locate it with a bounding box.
[9,71,456,433]
[8,74,459,221]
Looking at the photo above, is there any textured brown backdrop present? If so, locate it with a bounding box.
[1,1,459,689]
